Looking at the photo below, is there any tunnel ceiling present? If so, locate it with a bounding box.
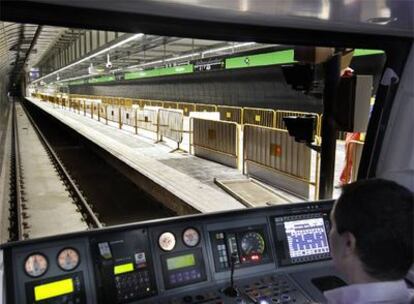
[0,21,277,90]
[0,22,70,89]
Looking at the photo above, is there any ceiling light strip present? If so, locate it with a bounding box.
[32,33,143,84]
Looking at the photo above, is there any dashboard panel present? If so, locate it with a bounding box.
[1,200,347,304]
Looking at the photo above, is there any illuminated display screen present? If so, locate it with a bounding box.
[166,254,195,271]
[34,278,74,301]
[114,262,134,275]
[284,218,330,258]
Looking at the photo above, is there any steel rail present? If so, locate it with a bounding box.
[20,101,102,229]
[9,101,24,240]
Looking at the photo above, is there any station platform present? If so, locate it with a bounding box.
[27,98,304,215]
[13,103,87,238]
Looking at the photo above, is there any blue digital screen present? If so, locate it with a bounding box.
[283,218,330,258]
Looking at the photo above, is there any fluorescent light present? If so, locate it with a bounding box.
[164,52,200,62]
[56,41,259,83]
[127,43,255,71]
[202,42,256,55]
[126,52,199,71]
[32,33,144,84]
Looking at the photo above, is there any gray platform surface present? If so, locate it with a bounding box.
[15,103,87,238]
[215,178,296,207]
[28,98,247,213]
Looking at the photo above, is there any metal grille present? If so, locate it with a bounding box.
[163,101,178,109]
[137,108,158,132]
[121,107,136,126]
[178,102,196,116]
[243,107,275,127]
[244,124,311,181]
[158,109,184,143]
[150,100,164,107]
[195,104,217,112]
[193,118,238,156]
[217,105,243,124]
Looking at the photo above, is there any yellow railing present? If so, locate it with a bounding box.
[192,118,239,168]
[35,94,327,199]
[177,102,196,117]
[163,101,178,109]
[243,124,319,199]
[217,105,243,124]
[243,107,276,127]
[195,103,217,112]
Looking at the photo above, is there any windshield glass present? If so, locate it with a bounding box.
[0,24,386,242]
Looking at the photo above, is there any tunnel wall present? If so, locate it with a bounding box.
[69,54,385,113]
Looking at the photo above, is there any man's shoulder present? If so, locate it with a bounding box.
[324,280,413,304]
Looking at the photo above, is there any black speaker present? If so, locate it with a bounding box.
[283,116,316,143]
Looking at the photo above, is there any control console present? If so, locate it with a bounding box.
[210,225,272,272]
[90,229,157,303]
[2,200,347,304]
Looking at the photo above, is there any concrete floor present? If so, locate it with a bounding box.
[13,103,87,239]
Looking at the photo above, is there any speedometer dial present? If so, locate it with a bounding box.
[182,227,200,247]
[57,248,80,271]
[24,253,48,277]
[240,232,265,256]
[158,232,176,251]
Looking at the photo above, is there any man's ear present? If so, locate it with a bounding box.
[342,231,357,257]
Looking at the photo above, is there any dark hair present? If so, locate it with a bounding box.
[334,178,413,280]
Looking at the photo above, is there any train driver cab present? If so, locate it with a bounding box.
[0,1,413,304]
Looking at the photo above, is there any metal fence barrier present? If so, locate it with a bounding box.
[91,103,98,119]
[106,105,118,123]
[99,105,108,123]
[217,105,243,124]
[121,106,136,128]
[150,100,164,107]
[163,101,178,109]
[158,109,184,148]
[243,107,276,127]
[192,118,239,168]
[137,108,158,133]
[124,98,133,107]
[139,99,151,107]
[177,102,196,116]
[195,103,217,113]
[243,124,313,199]
[131,99,144,108]
[350,140,364,182]
[85,100,93,117]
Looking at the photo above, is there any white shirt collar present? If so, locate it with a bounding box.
[324,280,414,304]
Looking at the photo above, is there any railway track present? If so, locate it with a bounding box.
[8,101,102,242]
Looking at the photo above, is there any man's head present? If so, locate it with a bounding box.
[329,178,413,283]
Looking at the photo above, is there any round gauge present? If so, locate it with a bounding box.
[57,248,80,271]
[158,232,176,251]
[24,253,48,277]
[182,227,200,247]
[240,232,265,256]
